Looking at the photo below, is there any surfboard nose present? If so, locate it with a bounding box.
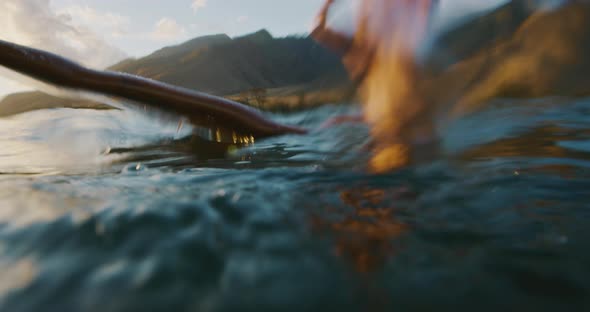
[0,39,308,139]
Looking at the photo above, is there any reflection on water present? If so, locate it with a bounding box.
[0,109,194,175]
[1,98,590,311]
[311,188,410,274]
[459,124,590,162]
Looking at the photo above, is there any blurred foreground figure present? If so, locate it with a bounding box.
[312,0,438,173]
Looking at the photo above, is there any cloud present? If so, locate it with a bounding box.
[236,15,249,23]
[56,5,131,39]
[151,18,187,41]
[0,0,126,69]
[191,0,207,13]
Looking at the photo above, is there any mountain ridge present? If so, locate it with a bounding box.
[2,2,590,118]
[0,28,350,116]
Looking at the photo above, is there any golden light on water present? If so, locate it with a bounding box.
[0,257,37,298]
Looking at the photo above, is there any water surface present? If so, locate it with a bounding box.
[1,98,590,311]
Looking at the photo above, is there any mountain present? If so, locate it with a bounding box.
[0,91,112,117]
[0,29,350,116]
[106,29,348,95]
[427,0,533,72]
[2,2,590,118]
[425,1,590,118]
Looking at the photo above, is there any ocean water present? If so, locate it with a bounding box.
[0,98,590,311]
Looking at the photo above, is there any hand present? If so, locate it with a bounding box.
[314,0,337,29]
[321,0,336,12]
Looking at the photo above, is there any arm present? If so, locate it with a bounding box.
[310,0,353,55]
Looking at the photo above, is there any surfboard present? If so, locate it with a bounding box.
[0,39,307,138]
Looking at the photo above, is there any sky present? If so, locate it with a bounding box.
[0,0,509,98]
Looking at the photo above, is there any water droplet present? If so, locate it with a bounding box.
[122,163,148,174]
